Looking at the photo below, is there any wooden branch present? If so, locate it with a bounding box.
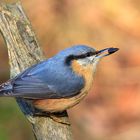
[0,2,73,140]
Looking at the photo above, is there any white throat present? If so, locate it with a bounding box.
[77,55,100,73]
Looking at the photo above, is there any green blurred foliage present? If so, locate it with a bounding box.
[0,0,140,140]
[0,98,34,140]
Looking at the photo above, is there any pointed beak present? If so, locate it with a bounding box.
[95,47,119,59]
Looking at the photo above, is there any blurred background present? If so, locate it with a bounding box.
[0,0,140,140]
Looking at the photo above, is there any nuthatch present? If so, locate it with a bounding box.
[0,45,119,112]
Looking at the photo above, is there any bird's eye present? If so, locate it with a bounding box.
[86,53,91,57]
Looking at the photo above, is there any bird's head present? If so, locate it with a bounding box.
[57,45,119,68]
[53,45,119,80]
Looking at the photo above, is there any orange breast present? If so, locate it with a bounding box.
[33,60,94,112]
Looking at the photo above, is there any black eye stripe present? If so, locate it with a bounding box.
[77,51,97,58]
[65,51,98,65]
[86,52,93,57]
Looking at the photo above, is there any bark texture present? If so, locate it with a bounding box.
[0,2,73,140]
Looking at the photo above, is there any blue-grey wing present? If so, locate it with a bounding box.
[13,75,58,99]
[10,60,84,99]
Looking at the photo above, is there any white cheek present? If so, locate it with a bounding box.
[77,59,88,66]
[88,56,96,61]
[92,59,100,73]
[77,56,96,66]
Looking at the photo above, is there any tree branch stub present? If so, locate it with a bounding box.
[0,2,73,140]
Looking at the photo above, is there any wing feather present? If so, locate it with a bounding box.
[10,60,84,99]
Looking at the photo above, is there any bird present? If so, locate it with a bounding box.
[0,45,119,113]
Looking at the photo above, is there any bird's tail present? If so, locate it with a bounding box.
[0,81,13,97]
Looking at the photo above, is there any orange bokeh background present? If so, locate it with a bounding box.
[0,0,140,140]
